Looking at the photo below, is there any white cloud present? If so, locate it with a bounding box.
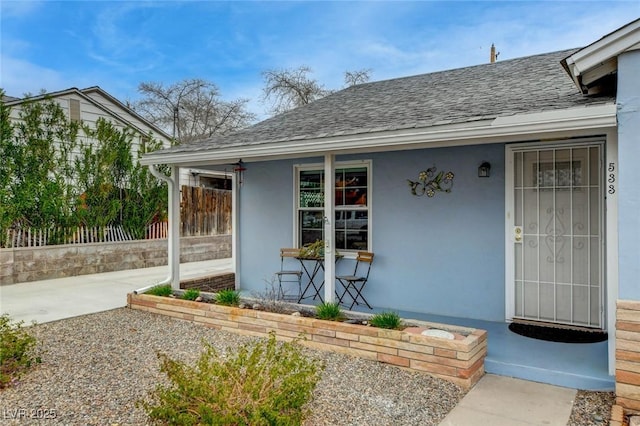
[0,0,42,18]
[84,2,165,73]
[309,3,640,83]
[0,55,67,97]
[2,0,638,116]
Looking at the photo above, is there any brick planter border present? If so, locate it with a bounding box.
[127,293,487,389]
[611,300,640,426]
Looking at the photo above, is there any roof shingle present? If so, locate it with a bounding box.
[158,48,615,156]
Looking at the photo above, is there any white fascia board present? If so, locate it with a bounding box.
[566,20,640,79]
[580,61,619,86]
[140,104,617,167]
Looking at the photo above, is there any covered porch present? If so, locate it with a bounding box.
[353,305,613,391]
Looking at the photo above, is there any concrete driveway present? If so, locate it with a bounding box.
[0,258,232,324]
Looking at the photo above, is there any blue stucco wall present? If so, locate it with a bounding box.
[617,50,640,300]
[239,144,506,321]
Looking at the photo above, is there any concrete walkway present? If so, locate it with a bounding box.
[440,374,576,425]
[0,261,577,425]
[0,258,232,324]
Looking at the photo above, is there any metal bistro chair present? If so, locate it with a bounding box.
[336,251,374,310]
[275,248,303,301]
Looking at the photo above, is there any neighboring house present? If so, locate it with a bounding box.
[141,19,640,402]
[3,86,226,189]
[4,86,173,152]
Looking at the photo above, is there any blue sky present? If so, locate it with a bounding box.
[1,1,639,120]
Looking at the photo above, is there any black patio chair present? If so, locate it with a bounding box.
[275,248,303,300]
[336,251,374,309]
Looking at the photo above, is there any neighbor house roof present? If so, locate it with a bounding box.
[142,48,616,166]
[2,95,20,102]
[4,86,171,141]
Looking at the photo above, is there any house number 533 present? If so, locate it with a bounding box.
[608,162,616,194]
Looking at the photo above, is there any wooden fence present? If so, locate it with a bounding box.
[181,186,232,236]
[2,187,232,248]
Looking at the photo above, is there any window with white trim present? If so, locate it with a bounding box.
[296,161,370,251]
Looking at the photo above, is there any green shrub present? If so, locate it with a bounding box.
[315,302,342,321]
[370,311,402,330]
[146,285,173,297]
[140,332,324,425]
[182,289,200,301]
[0,314,40,389]
[215,289,240,306]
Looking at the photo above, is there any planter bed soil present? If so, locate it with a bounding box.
[128,293,487,389]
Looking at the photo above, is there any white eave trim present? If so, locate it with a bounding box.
[564,19,640,87]
[140,103,617,167]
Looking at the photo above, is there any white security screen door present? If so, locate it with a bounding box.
[511,144,604,328]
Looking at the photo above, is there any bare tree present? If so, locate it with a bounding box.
[344,69,371,87]
[134,78,256,144]
[261,66,332,116]
[262,66,373,116]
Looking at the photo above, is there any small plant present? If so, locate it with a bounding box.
[146,284,173,297]
[370,311,402,330]
[0,314,41,389]
[298,240,341,259]
[299,239,324,258]
[215,289,240,306]
[182,289,200,301]
[250,278,289,314]
[140,332,324,425]
[315,302,342,321]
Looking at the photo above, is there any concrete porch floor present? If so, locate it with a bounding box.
[352,305,613,391]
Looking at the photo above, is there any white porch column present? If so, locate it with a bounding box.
[324,154,336,303]
[168,165,181,290]
[232,170,240,290]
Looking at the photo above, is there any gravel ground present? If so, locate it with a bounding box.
[567,390,616,426]
[1,308,465,425]
[0,308,616,425]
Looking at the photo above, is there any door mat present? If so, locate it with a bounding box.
[508,322,608,343]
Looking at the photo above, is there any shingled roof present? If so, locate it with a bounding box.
[149,48,615,158]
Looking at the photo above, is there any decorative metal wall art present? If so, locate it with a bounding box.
[407,167,454,197]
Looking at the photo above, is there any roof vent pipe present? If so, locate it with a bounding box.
[490,44,500,63]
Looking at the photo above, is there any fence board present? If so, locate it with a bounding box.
[181,186,231,237]
[2,187,231,248]
[3,225,137,248]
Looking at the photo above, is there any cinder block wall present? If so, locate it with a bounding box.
[0,235,231,285]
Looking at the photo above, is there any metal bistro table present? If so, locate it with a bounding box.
[296,255,342,303]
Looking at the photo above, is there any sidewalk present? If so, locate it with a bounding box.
[0,258,232,324]
[439,374,576,425]
[0,260,577,425]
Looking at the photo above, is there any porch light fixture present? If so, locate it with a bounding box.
[233,160,246,186]
[407,166,454,197]
[478,162,491,178]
